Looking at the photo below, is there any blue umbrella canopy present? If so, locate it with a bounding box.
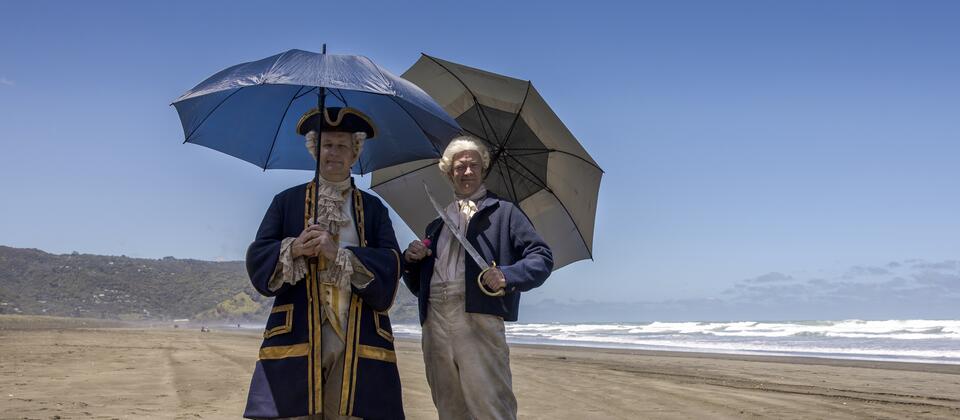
[172,49,461,173]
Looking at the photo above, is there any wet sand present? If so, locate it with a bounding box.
[1,315,958,419]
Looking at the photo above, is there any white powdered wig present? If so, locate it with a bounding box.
[304,130,367,162]
[438,136,490,174]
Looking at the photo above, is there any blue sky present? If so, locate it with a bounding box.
[1,1,958,317]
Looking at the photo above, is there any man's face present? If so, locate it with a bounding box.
[318,131,356,181]
[449,150,484,196]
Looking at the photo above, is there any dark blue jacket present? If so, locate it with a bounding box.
[402,191,553,323]
[244,181,403,419]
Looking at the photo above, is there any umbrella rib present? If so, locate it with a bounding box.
[502,148,604,173]
[330,88,349,106]
[502,153,549,192]
[369,160,438,189]
[182,87,246,143]
[477,102,502,145]
[502,154,594,261]
[474,92,508,146]
[465,124,501,162]
[386,95,443,156]
[293,86,317,100]
[462,127,489,141]
[504,150,551,157]
[262,85,309,170]
[497,81,532,150]
[486,157,504,197]
[424,54,502,144]
[474,104,494,144]
[500,156,521,203]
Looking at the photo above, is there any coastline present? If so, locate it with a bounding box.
[2,316,958,419]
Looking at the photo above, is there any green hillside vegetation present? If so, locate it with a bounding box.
[0,246,418,324]
[194,292,263,322]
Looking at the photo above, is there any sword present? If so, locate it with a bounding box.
[423,183,504,297]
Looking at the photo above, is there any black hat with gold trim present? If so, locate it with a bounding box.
[296,107,377,139]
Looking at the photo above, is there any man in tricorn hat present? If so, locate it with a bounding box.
[244,107,404,419]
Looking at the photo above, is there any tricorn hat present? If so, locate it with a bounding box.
[296,107,376,139]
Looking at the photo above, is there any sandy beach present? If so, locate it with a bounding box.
[1,316,958,419]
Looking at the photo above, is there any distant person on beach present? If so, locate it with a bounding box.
[244,107,404,419]
[402,135,553,420]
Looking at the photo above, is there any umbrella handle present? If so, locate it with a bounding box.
[478,261,505,297]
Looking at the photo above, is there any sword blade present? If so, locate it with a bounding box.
[423,183,490,271]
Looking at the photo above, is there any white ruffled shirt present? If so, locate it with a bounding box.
[268,176,373,340]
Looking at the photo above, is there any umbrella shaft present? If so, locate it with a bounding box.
[312,87,327,225]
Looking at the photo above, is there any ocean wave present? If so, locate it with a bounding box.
[394,319,960,364]
[507,319,960,340]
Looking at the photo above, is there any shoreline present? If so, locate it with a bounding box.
[500,340,960,374]
[221,326,960,373]
[503,339,960,367]
[194,325,960,369]
[5,315,958,368]
[2,316,959,419]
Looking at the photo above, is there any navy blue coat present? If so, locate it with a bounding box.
[244,181,404,419]
[402,192,553,323]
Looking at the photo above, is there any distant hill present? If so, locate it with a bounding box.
[0,246,418,324]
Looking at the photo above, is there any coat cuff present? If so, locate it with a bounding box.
[267,237,308,292]
[501,266,522,294]
[346,249,375,290]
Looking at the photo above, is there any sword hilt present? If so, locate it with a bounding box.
[478,261,505,297]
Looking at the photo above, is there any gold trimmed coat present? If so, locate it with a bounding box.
[244,181,403,419]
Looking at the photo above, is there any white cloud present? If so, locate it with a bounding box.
[911,260,960,271]
[724,259,960,305]
[0,77,14,86]
[741,272,794,284]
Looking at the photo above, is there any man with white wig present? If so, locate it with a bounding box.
[244,107,404,419]
[402,135,554,420]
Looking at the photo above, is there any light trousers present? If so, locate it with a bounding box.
[422,291,516,420]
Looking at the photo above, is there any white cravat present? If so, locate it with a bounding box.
[430,186,487,296]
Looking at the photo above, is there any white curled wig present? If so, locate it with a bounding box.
[438,136,490,175]
[304,130,367,163]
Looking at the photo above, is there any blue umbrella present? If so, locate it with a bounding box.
[171,48,461,174]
